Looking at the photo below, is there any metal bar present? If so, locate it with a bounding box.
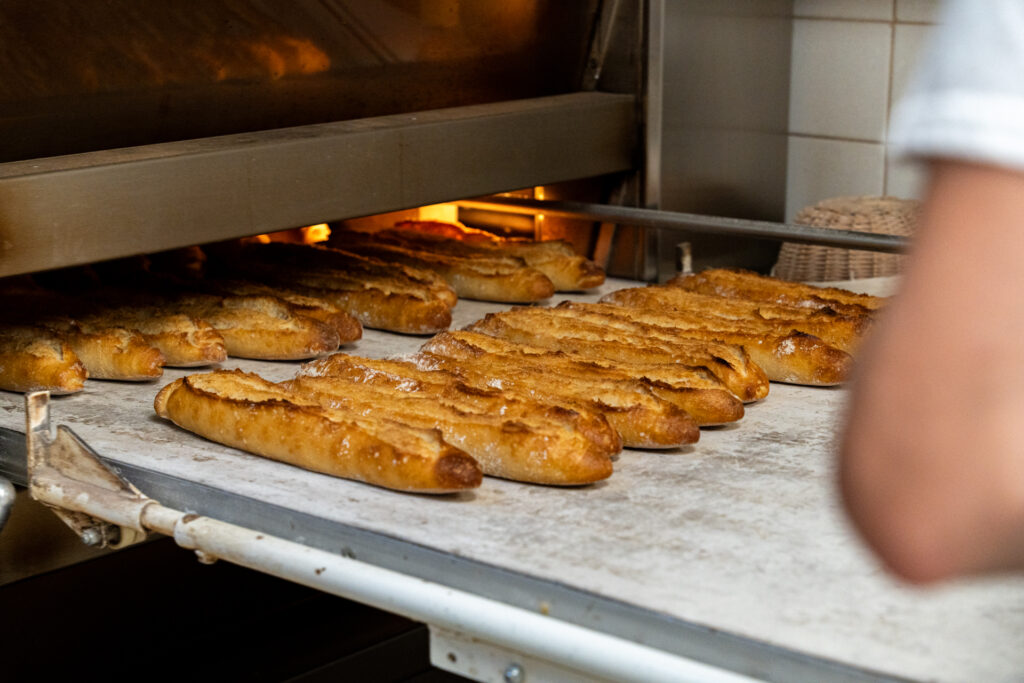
[139,504,764,683]
[0,92,635,278]
[460,197,908,254]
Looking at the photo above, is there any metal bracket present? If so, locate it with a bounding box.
[25,391,150,549]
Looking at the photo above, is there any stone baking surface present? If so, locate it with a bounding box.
[2,278,1022,682]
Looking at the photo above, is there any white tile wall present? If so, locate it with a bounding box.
[785,0,941,219]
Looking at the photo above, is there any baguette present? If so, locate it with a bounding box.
[552,302,853,386]
[58,323,165,381]
[82,308,227,367]
[226,242,458,309]
[285,374,613,485]
[0,326,88,394]
[297,354,622,457]
[411,349,700,450]
[173,294,341,360]
[201,280,362,343]
[466,310,769,402]
[419,331,743,426]
[154,370,482,493]
[385,221,606,291]
[213,246,454,334]
[669,268,885,315]
[600,286,871,352]
[331,230,555,303]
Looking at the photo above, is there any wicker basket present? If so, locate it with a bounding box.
[772,196,919,282]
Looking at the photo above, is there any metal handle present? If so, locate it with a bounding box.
[459,197,909,254]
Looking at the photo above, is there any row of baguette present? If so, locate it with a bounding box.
[0,221,606,394]
[155,268,885,493]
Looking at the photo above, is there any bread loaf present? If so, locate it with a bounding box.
[0,326,88,394]
[419,331,743,426]
[297,354,622,457]
[154,370,482,493]
[669,268,885,315]
[552,302,853,386]
[285,374,613,485]
[466,310,769,402]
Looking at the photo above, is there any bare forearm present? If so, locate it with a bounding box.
[840,160,1024,583]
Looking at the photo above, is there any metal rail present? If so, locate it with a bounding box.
[459,197,909,254]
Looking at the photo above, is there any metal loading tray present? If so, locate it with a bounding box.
[2,278,1023,683]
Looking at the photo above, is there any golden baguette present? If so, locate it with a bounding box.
[214,248,453,335]
[543,302,853,386]
[466,310,769,402]
[297,354,622,457]
[173,294,341,360]
[419,331,743,426]
[600,287,871,352]
[331,231,555,303]
[82,308,227,367]
[412,350,700,450]
[285,375,613,485]
[669,268,885,315]
[385,222,606,291]
[154,370,482,493]
[0,326,88,394]
[201,280,363,343]
[58,323,165,381]
[224,242,458,309]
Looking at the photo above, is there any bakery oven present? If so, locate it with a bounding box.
[6,4,997,683]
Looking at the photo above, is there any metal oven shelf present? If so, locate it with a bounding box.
[2,281,1022,683]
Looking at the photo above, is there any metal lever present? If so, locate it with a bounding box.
[25,391,149,549]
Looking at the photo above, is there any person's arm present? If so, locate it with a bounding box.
[839,159,1024,584]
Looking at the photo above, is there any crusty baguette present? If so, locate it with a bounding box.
[173,294,340,360]
[59,323,165,381]
[384,222,606,291]
[0,326,88,394]
[154,370,482,493]
[411,349,700,450]
[202,280,362,343]
[331,230,555,303]
[600,287,871,353]
[419,331,743,426]
[669,268,885,315]
[297,354,622,456]
[466,310,769,402]
[551,302,854,386]
[212,246,454,334]
[226,242,458,309]
[285,374,613,485]
[83,308,227,367]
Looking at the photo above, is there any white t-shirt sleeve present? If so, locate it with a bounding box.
[889,0,1024,171]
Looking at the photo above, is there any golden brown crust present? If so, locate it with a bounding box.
[213,245,454,334]
[202,280,363,343]
[60,323,165,381]
[385,222,606,291]
[285,374,613,485]
[0,326,87,394]
[331,231,556,303]
[173,295,340,360]
[418,331,743,426]
[669,268,885,315]
[466,310,769,402]
[553,302,854,386]
[154,370,482,493]
[99,311,227,367]
[297,353,622,456]
[600,287,871,353]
